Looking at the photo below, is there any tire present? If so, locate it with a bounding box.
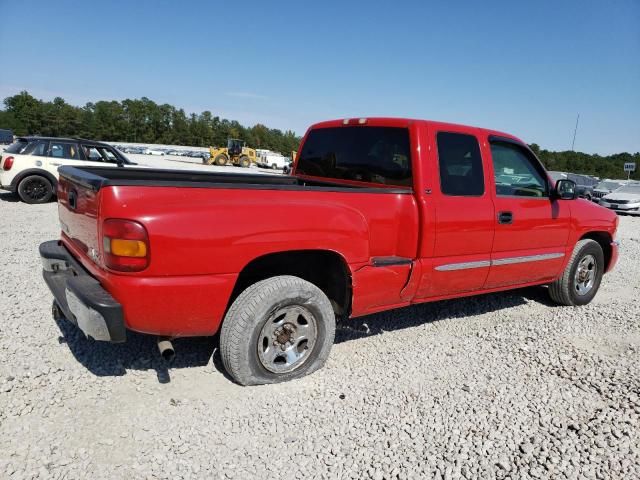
[549,239,604,306]
[214,154,228,166]
[239,155,250,168]
[17,174,54,204]
[585,193,592,202]
[271,163,278,170]
[220,275,336,386]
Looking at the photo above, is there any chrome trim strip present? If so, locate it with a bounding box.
[435,260,491,271]
[491,252,565,266]
[435,252,565,271]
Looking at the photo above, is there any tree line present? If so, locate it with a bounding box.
[0,91,300,156]
[530,144,638,181]
[0,91,638,180]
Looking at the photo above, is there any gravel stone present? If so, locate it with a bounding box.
[0,195,639,479]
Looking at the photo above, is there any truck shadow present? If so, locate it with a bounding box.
[54,285,553,383]
[54,317,218,384]
[334,286,554,344]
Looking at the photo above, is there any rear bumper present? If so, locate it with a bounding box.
[40,240,126,342]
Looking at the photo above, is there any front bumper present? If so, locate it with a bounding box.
[599,201,640,213]
[40,240,126,342]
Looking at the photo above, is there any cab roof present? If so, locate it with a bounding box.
[308,117,524,144]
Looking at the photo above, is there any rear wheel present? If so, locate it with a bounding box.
[549,239,604,306]
[239,155,251,168]
[220,275,336,385]
[214,154,228,166]
[17,175,54,204]
[271,163,278,170]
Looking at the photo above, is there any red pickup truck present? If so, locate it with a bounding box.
[40,118,619,385]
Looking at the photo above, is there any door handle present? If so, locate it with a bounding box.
[498,211,513,224]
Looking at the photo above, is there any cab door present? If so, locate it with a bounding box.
[414,127,495,299]
[483,136,570,288]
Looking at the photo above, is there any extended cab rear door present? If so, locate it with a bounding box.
[483,136,570,288]
[413,125,495,299]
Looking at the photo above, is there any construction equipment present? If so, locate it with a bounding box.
[206,138,257,168]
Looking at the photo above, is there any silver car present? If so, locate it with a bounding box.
[599,183,640,215]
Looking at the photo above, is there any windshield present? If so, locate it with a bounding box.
[616,185,640,194]
[596,181,623,190]
[4,139,29,154]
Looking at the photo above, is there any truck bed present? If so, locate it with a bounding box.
[59,166,412,193]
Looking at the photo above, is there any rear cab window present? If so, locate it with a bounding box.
[296,126,412,187]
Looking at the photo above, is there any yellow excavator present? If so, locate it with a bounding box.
[205,138,257,168]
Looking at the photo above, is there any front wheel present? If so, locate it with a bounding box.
[17,174,54,204]
[214,154,228,166]
[549,239,604,306]
[239,155,251,168]
[220,276,336,385]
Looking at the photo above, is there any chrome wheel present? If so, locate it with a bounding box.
[574,254,597,296]
[257,305,317,374]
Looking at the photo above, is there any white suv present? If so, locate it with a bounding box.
[0,137,134,203]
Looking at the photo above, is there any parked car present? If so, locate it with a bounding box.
[40,117,619,385]
[548,171,597,201]
[143,148,165,156]
[0,129,14,145]
[593,179,626,201]
[599,183,640,215]
[0,136,133,203]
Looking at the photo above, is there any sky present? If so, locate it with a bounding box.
[0,0,638,155]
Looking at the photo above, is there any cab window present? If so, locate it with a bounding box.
[490,141,548,197]
[49,141,80,160]
[436,132,484,196]
[296,126,412,187]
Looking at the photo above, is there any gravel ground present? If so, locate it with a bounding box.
[0,195,639,480]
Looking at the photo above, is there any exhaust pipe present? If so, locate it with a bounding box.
[157,337,175,363]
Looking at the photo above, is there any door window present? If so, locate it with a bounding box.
[82,146,119,163]
[490,141,548,197]
[49,141,80,160]
[436,132,484,196]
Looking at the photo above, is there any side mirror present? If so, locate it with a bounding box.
[554,179,577,200]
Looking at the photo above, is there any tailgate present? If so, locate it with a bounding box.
[57,173,101,265]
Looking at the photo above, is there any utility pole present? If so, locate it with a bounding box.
[571,113,580,151]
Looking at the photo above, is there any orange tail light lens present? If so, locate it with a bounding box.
[102,219,150,272]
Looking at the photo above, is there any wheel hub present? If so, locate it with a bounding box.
[273,323,296,350]
[574,254,597,296]
[257,305,318,374]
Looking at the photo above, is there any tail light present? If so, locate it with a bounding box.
[102,219,150,272]
[2,156,14,171]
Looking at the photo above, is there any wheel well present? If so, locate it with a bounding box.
[580,231,612,269]
[229,250,351,317]
[12,169,57,191]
